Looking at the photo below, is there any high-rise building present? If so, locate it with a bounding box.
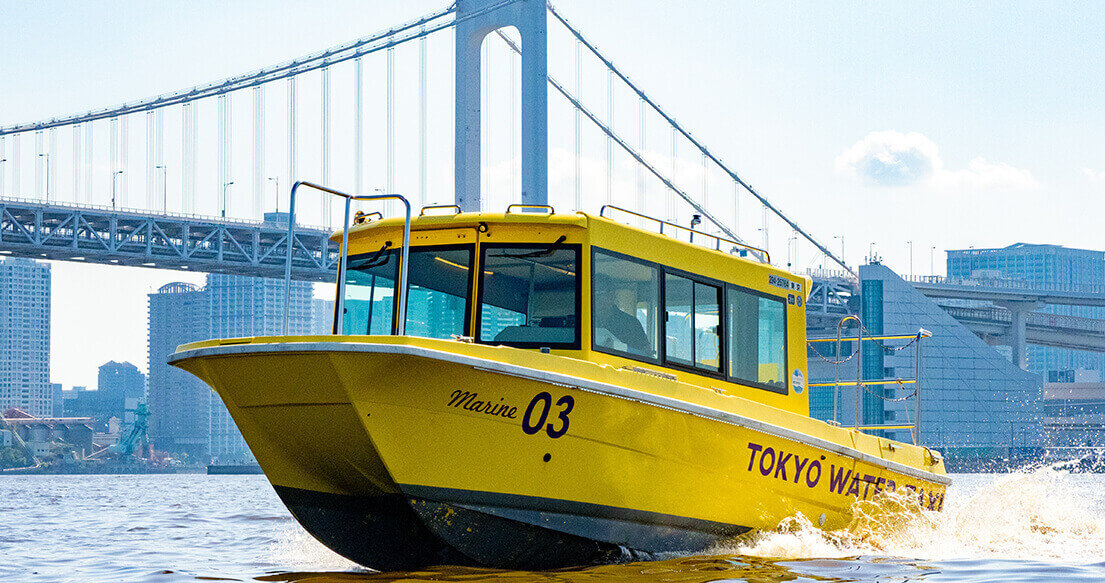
[148,282,210,461]
[946,244,1105,376]
[50,383,63,417]
[95,361,146,428]
[0,258,51,417]
[206,274,313,464]
[59,363,145,430]
[311,298,335,334]
[62,386,87,417]
[147,275,315,464]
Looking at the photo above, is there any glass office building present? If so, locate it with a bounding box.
[947,244,1105,377]
[809,264,1042,460]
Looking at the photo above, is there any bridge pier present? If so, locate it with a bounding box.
[455,0,548,212]
[996,300,1042,370]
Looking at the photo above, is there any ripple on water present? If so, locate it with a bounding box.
[3,466,1105,582]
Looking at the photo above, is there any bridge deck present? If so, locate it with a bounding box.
[0,198,338,281]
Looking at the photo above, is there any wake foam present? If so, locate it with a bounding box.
[269,525,366,572]
[715,465,1105,563]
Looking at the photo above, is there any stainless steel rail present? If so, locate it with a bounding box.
[808,316,931,445]
[282,181,411,336]
[598,204,770,263]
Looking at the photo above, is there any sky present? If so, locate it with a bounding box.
[1,1,1104,389]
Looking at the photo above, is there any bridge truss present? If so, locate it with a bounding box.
[0,197,336,281]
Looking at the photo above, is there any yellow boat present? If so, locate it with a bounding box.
[169,192,948,571]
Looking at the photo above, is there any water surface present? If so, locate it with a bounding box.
[2,469,1103,582]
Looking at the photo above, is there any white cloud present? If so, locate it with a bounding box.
[934,157,1040,191]
[836,130,1039,191]
[1083,168,1105,182]
[835,130,939,187]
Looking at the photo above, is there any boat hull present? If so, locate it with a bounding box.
[170,337,948,571]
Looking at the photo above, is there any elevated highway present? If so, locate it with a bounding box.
[910,276,1105,307]
[805,270,1105,367]
[943,306,1105,353]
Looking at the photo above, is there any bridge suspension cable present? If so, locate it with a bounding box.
[545,1,852,276]
[494,29,758,257]
[0,1,528,136]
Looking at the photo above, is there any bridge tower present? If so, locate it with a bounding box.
[455,0,548,211]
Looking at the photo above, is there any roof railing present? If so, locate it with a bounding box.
[598,205,770,264]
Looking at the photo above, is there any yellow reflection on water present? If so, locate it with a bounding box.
[257,555,844,583]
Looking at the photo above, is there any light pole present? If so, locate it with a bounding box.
[221,181,234,218]
[111,170,124,210]
[155,165,167,211]
[833,235,844,269]
[38,153,50,202]
[869,242,877,264]
[267,177,279,213]
[908,240,914,278]
[931,246,937,276]
[787,233,798,269]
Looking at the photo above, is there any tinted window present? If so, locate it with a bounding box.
[664,273,721,372]
[728,287,786,389]
[404,246,473,339]
[694,282,721,370]
[478,244,580,348]
[343,245,473,337]
[592,250,659,359]
[343,247,397,335]
[664,275,694,365]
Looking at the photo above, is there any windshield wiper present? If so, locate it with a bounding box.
[495,235,567,259]
[349,241,393,270]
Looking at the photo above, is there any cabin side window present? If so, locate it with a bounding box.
[477,244,581,348]
[727,286,787,391]
[664,274,721,372]
[592,249,660,360]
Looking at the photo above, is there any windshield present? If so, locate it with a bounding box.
[342,244,474,338]
[343,246,397,335]
[477,243,581,348]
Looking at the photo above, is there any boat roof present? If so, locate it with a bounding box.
[330,206,807,287]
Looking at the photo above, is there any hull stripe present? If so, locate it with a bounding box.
[400,483,751,538]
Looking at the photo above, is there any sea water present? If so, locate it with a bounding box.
[1,467,1103,582]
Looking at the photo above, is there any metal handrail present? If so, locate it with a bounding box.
[419,204,462,216]
[506,204,555,214]
[282,181,411,336]
[810,379,916,387]
[0,194,329,231]
[353,211,383,224]
[809,333,931,343]
[814,315,929,445]
[598,204,770,264]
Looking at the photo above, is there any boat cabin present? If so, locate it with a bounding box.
[333,205,811,415]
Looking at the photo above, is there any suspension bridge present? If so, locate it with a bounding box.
[0,0,853,288]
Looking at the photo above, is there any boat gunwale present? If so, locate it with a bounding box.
[169,340,952,486]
